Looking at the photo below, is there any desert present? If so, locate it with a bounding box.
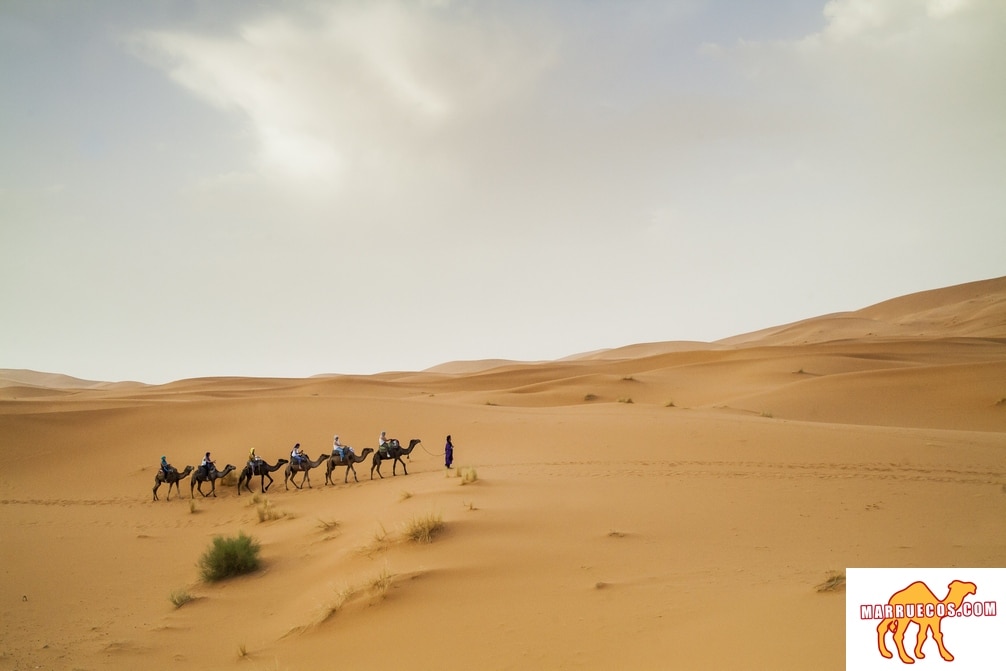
[2,276,1005,670]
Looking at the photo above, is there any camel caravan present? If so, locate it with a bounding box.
[152,434,423,501]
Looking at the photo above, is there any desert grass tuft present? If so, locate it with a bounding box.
[583,393,599,402]
[198,532,261,582]
[996,397,1006,407]
[316,518,339,532]
[237,642,248,658]
[256,498,286,522]
[816,570,846,593]
[399,490,413,501]
[617,397,633,404]
[665,400,676,407]
[459,467,478,485]
[169,588,194,608]
[189,499,198,514]
[321,584,357,622]
[404,512,445,544]
[369,566,394,599]
[359,524,391,557]
[760,410,774,418]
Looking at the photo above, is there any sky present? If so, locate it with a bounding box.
[2,0,1004,384]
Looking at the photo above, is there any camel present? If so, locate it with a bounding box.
[237,459,288,495]
[152,465,193,501]
[190,464,236,498]
[877,579,978,664]
[325,448,374,485]
[370,439,421,479]
[284,453,330,490]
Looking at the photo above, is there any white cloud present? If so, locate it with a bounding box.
[132,2,556,191]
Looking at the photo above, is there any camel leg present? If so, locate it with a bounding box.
[371,460,382,479]
[931,623,954,662]
[914,623,929,659]
[877,620,894,659]
[892,619,914,664]
[153,481,160,501]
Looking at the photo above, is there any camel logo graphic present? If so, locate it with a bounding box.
[847,568,1003,670]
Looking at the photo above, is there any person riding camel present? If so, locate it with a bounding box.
[291,443,305,465]
[248,447,263,471]
[160,455,175,476]
[379,431,393,457]
[200,451,215,477]
[333,435,354,460]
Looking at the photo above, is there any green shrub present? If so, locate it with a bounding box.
[199,532,261,582]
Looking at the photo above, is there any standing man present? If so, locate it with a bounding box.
[444,435,454,469]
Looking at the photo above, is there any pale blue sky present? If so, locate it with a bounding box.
[2,0,1004,383]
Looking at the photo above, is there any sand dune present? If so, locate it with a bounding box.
[2,276,1005,670]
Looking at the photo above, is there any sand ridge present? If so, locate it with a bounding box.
[1,276,1005,669]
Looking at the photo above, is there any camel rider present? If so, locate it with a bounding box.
[291,443,305,465]
[160,455,175,476]
[380,431,401,454]
[248,447,263,470]
[333,435,354,460]
[200,452,215,476]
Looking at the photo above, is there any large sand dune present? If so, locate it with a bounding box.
[2,276,1005,669]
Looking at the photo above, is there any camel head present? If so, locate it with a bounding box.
[946,580,977,606]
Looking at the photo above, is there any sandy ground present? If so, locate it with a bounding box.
[2,277,1005,670]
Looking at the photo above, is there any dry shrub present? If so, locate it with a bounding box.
[256,498,286,522]
[404,512,445,544]
[169,588,193,608]
[459,467,478,485]
[370,566,394,596]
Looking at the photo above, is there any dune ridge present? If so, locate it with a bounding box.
[2,276,1005,670]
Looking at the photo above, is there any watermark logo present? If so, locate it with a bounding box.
[847,568,1004,670]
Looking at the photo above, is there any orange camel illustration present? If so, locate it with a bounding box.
[877,580,977,664]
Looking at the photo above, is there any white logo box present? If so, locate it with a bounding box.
[846,567,1004,670]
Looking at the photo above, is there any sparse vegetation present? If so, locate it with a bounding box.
[404,512,445,543]
[189,499,198,514]
[237,643,248,658]
[996,397,1006,407]
[463,500,478,511]
[665,400,676,407]
[399,491,413,501]
[459,466,478,484]
[199,532,261,582]
[316,518,339,532]
[816,570,846,593]
[256,498,286,522]
[169,588,193,608]
[583,393,599,402]
[618,397,633,404]
[369,566,394,598]
[760,410,774,418]
[622,376,637,382]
